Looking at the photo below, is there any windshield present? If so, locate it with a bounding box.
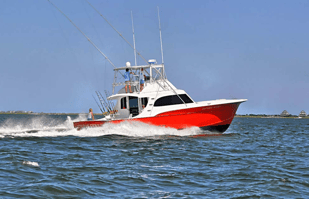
[129,97,138,108]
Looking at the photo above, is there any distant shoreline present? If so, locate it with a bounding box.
[1,113,308,118]
[235,115,309,119]
[0,113,88,115]
[0,112,106,116]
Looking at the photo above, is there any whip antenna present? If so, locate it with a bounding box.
[131,11,137,66]
[157,6,164,65]
[157,6,166,78]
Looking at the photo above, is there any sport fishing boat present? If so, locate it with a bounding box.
[73,60,247,132]
[48,1,247,133]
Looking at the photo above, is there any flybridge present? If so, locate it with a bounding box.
[112,59,167,95]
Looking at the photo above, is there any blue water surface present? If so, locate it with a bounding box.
[0,114,308,198]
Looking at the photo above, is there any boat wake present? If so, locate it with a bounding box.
[0,115,220,138]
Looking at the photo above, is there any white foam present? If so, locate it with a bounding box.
[0,114,87,138]
[0,114,205,138]
[22,161,39,167]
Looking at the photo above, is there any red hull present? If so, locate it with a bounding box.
[74,102,241,133]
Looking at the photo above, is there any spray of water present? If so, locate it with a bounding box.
[0,114,214,138]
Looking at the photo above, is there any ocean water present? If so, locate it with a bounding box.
[0,114,308,198]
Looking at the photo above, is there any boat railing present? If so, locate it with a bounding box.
[112,80,140,87]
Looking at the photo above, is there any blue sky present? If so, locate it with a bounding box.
[1,0,308,115]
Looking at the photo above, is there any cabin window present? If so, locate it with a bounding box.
[141,97,148,108]
[121,97,127,109]
[154,94,193,107]
[129,96,138,108]
[129,96,139,117]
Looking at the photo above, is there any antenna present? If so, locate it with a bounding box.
[157,6,165,78]
[131,11,137,66]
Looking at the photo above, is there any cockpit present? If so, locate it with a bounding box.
[110,94,149,119]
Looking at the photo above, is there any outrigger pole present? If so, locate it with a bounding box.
[47,0,123,76]
[84,0,149,65]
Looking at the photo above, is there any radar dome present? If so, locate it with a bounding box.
[148,59,157,65]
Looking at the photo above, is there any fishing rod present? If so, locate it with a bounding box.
[96,91,109,112]
[98,91,112,112]
[109,92,117,113]
[104,90,114,111]
[95,91,106,113]
[47,0,124,77]
[84,0,149,65]
[106,90,118,115]
[106,90,115,108]
[100,91,113,113]
[92,94,104,114]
